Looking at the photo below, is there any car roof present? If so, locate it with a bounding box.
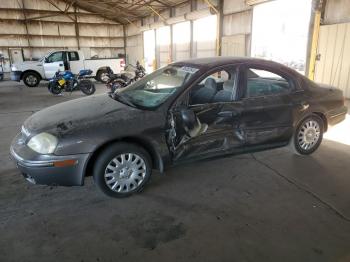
[172,56,288,68]
[171,56,305,79]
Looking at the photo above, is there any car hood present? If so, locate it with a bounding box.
[23,94,143,137]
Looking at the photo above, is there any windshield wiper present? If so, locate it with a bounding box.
[110,92,136,108]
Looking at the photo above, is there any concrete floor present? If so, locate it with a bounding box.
[0,80,350,262]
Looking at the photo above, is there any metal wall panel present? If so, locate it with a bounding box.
[323,0,350,25]
[175,2,191,16]
[223,11,252,36]
[314,23,350,98]
[221,34,246,56]
[223,0,251,15]
[0,0,125,65]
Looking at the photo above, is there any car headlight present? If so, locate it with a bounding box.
[27,132,58,154]
[11,65,18,71]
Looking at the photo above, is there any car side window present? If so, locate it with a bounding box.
[68,52,79,61]
[189,69,236,105]
[245,68,292,98]
[46,52,63,63]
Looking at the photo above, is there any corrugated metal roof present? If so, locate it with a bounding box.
[64,0,189,24]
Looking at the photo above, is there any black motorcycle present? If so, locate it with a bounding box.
[48,69,96,96]
[106,61,146,93]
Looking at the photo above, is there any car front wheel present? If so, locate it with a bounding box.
[291,115,324,155]
[93,143,152,198]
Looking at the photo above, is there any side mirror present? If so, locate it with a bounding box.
[44,57,49,63]
[180,108,207,138]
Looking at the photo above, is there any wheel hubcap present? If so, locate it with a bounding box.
[26,75,37,85]
[298,120,321,150]
[104,153,146,193]
[101,73,109,82]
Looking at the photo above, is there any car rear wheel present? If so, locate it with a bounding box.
[290,115,324,155]
[93,142,152,198]
[23,72,40,87]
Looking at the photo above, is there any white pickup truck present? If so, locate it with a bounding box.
[10,50,125,87]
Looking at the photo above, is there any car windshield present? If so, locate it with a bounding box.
[114,65,199,109]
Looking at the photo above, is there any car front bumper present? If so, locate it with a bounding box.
[10,71,22,81]
[10,133,91,186]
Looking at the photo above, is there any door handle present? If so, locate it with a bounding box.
[59,63,63,66]
[218,111,233,117]
[218,111,239,118]
[298,102,309,111]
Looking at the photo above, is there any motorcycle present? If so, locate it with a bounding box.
[48,69,96,95]
[106,61,146,93]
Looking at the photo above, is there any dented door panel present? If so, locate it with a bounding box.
[241,94,294,145]
[168,102,245,162]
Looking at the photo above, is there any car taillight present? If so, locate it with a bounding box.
[120,59,125,68]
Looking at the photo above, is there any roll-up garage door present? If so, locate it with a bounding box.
[173,21,191,61]
[314,23,350,98]
[193,15,217,58]
[156,26,171,68]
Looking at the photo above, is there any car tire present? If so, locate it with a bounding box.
[96,69,109,83]
[23,72,40,87]
[93,142,152,198]
[290,114,324,155]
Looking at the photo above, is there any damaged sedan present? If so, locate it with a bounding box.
[10,57,348,197]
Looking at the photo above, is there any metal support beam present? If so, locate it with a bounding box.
[203,0,219,15]
[74,4,80,50]
[190,20,194,58]
[189,0,196,58]
[306,0,323,79]
[45,0,75,21]
[170,24,174,62]
[18,0,32,59]
[123,24,127,59]
[169,6,175,63]
[190,0,197,12]
[141,0,168,24]
[217,0,224,56]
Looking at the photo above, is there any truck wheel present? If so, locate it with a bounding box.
[96,69,109,83]
[93,142,152,198]
[23,72,40,87]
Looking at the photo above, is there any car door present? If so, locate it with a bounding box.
[68,51,84,74]
[43,51,65,79]
[239,64,295,147]
[167,66,246,162]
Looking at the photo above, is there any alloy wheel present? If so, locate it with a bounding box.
[104,153,146,193]
[297,119,321,150]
